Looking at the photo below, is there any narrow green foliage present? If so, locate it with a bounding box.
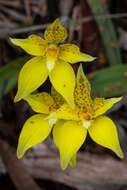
[0,57,28,97]
[90,64,127,97]
[88,0,122,65]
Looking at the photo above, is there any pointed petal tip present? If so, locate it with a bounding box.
[85,56,96,62]
[61,164,67,170]
[60,154,69,170]
[9,37,17,45]
[69,154,77,168]
[9,37,12,41]
[53,18,61,24]
[120,153,124,159]
[81,53,96,62]
[117,96,123,102]
[14,91,26,102]
[112,96,123,103]
[109,96,123,106]
[9,37,13,41]
[116,148,124,159]
[16,149,24,159]
[9,37,21,46]
[60,153,77,170]
[14,94,22,103]
[17,154,23,159]
[91,56,96,61]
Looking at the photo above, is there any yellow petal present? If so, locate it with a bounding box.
[14,57,48,102]
[93,97,122,118]
[17,114,52,158]
[59,44,95,64]
[49,103,83,121]
[69,154,77,168]
[10,35,47,56]
[49,60,75,108]
[24,92,56,114]
[44,19,67,44]
[53,120,87,169]
[88,116,123,158]
[51,87,65,106]
[75,64,93,119]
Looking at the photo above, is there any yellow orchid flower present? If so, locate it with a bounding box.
[10,19,95,108]
[16,65,123,170]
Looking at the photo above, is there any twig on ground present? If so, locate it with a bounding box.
[0,139,42,190]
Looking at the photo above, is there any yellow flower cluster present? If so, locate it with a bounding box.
[10,19,123,170]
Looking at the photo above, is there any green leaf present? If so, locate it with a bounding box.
[0,57,28,97]
[89,64,127,97]
[88,0,122,65]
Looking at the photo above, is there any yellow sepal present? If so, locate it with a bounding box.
[75,64,93,118]
[10,35,47,56]
[17,114,52,159]
[53,120,87,170]
[59,44,95,64]
[93,97,122,118]
[69,154,77,168]
[44,19,67,44]
[51,87,65,106]
[49,60,75,108]
[24,92,56,114]
[49,103,83,121]
[88,116,124,159]
[14,57,48,102]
